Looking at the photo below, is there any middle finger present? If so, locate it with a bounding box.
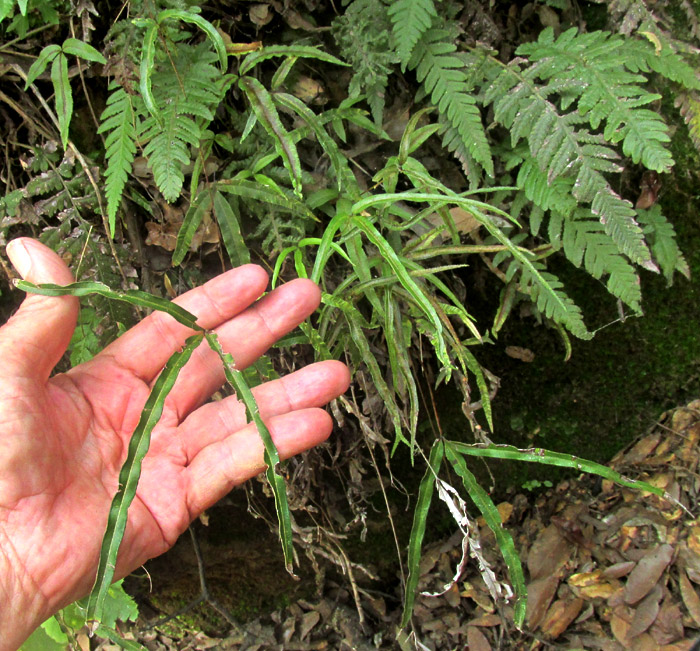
[162,278,321,420]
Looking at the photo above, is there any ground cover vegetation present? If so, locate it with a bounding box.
[1,0,699,647]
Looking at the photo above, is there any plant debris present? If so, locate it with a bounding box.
[117,400,700,650]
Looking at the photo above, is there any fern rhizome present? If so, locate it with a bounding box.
[2,0,698,640]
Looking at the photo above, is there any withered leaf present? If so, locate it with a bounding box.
[540,596,584,639]
[467,625,492,651]
[527,575,559,630]
[299,611,320,641]
[527,524,571,580]
[679,571,700,627]
[625,544,674,604]
[505,346,535,362]
[628,584,662,638]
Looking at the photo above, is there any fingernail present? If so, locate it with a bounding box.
[6,239,31,279]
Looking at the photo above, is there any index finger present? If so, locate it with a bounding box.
[93,264,270,383]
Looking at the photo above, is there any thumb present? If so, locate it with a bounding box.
[2,237,78,381]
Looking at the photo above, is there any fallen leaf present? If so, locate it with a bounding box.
[527,524,571,580]
[649,598,684,645]
[611,605,633,646]
[527,575,559,629]
[249,3,272,26]
[603,561,636,579]
[299,611,320,641]
[292,75,327,105]
[625,544,674,604]
[539,595,584,639]
[679,570,700,627]
[628,584,662,638]
[467,625,492,651]
[505,346,535,362]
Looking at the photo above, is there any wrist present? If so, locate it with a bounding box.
[0,528,52,651]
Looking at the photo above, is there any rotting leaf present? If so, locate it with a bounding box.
[624,544,674,605]
[679,571,700,627]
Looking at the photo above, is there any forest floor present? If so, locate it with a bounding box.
[93,399,700,651]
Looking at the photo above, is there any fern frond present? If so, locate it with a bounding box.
[556,212,642,312]
[409,28,493,177]
[637,206,690,285]
[139,43,223,202]
[515,27,674,172]
[603,0,658,36]
[388,0,437,68]
[485,48,656,270]
[332,0,398,126]
[507,259,590,339]
[676,91,700,155]
[98,84,139,236]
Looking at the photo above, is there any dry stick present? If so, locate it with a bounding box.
[0,88,54,140]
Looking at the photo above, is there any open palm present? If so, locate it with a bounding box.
[0,238,349,650]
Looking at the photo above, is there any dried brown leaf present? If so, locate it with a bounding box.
[527,524,571,580]
[625,544,674,605]
[628,584,662,638]
[539,595,584,639]
[679,570,700,627]
[527,575,559,630]
[466,626,492,651]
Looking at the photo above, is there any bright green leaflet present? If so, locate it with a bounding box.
[445,441,669,498]
[51,53,71,149]
[401,440,443,628]
[213,189,250,267]
[351,214,449,370]
[238,76,303,196]
[239,44,348,76]
[204,332,296,574]
[16,280,200,329]
[86,333,202,625]
[443,441,528,629]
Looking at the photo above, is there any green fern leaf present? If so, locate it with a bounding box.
[637,206,690,285]
[139,43,223,202]
[388,0,437,68]
[510,260,590,339]
[141,114,200,202]
[98,84,139,236]
[676,91,700,155]
[515,27,674,172]
[485,50,656,270]
[332,0,398,125]
[561,214,642,311]
[409,28,493,176]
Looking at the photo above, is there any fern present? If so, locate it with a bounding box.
[504,258,590,339]
[332,0,399,126]
[516,28,674,172]
[139,43,223,202]
[408,28,493,177]
[553,210,643,312]
[677,91,700,155]
[388,0,437,68]
[637,206,690,285]
[484,31,659,271]
[98,84,139,236]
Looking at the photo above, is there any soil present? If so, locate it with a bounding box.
[99,400,700,650]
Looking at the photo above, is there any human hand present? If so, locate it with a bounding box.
[0,238,350,650]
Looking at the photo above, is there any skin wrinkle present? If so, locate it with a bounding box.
[0,523,48,630]
[0,239,350,649]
